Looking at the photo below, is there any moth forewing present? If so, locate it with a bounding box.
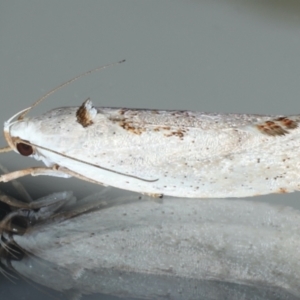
[2,97,300,198]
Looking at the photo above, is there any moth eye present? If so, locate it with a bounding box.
[16,142,33,156]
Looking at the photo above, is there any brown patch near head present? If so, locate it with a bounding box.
[256,117,298,136]
[76,99,96,128]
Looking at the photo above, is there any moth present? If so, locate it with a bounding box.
[1,61,299,198]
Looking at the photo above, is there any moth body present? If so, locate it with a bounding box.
[3,100,300,198]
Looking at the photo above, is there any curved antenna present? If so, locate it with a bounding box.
[17,59,126,121]
[0,107,33,153]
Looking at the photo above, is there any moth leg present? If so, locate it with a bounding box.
[0,193,32,209]
[0,167,62,183]
[0,191,74,214]
[0,164,32,203]
[0,165,109,188]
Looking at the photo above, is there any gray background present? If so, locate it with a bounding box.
[1,1,300,298]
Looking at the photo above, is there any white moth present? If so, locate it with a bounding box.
[1,62,299,198]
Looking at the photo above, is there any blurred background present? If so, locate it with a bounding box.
[1,1,300,299]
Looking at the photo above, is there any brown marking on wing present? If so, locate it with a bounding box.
[110,112,146,135]
[153,126,171,132]
[119,120,145,135]
[256,117,298,136]
[151,126,187,139]
[76,100,95,128]
[164,129,187,139]
[274,117,298,129]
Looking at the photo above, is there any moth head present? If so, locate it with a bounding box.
[3,107,37,157]
[1,60,126,157]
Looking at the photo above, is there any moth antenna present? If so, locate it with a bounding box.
[5,107,33,125]
[18,59,126,121]
[26,141,159,183]
[0,107,32,152]
[0,184,34,207]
